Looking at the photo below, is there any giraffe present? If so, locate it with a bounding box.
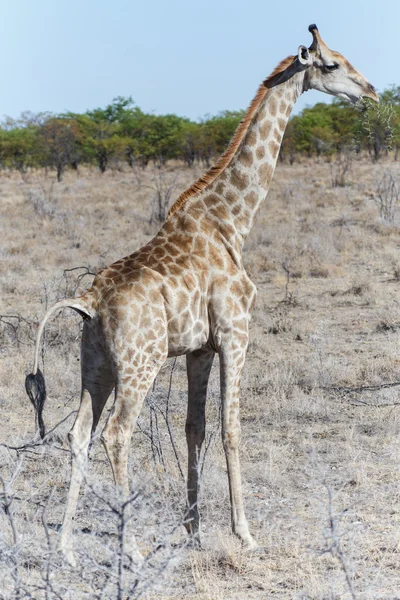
[26,25,378,565]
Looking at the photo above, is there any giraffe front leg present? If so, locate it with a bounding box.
[101,351,166,564]
[185,349,215,544]
[219,343,258,551]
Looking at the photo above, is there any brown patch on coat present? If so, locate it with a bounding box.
[258,107,267,121]
[246,128,257,146]
[259,120,272,141]
[226,190,238,204]
[269,97,278,117]
[230,169,249,191]
[278,117,286,131]
[164,243,180,257]
[244,191,258,209]
[208,244,225,269]
[210,203,230,221]
[204,194,220,209]
[256,145,265,160]
[232,205,242,216]
[177,215,198,234]
[239,148,254,167]
[193,235,207,255]
[269,141,280,159]
[258,163,273,185]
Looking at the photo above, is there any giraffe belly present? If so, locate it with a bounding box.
[166,318,210,356]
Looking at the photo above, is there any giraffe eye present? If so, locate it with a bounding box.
[325,63,339,72]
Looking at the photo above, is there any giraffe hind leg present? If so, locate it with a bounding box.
[185,349,215,544]
[60,321,115,566]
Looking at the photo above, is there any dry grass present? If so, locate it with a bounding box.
[2,157,400,598]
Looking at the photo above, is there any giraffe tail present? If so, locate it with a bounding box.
[25,295,95,439]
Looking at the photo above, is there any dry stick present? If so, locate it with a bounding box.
[62,265,96,297]
[148,367,182,478]
[324,484,357,600]
[149,379,158,464]
[0,314,36,347]
[0,410,77,452]
[38,273,51,377]
[116,503,125,600]
[136,420,163,465]
[0,465,22,600]
[294,380,400,407]
[200,400,222,477]
[75,539,117,584]
[147,378,166,470]
[324,381,400,394]
[41,488,64,600]
[157,358,185,481]
[118,492,140,600]
[77,479,141,599]
[129,524,186,600]
[321,381,400,407]
[78,545,113,600]
[281,261,291,303]
[152,403,166,471]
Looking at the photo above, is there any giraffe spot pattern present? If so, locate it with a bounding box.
[259,120,272,141]
[255,145,265,160]
[230,169,249,191]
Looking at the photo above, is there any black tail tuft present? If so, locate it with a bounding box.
[25,369,46,439]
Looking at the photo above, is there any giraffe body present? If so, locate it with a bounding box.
[25,25,378,565]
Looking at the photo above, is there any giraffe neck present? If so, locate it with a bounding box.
[207,72,304,244]
[179,71,305,249]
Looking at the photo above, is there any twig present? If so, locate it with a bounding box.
[0,410,77,452]
[323,381,400,394]
[322,484,357,600]
[0,463,22,599]
[157,359,184,481]
[201,400,221,476]
[41,488,64,600]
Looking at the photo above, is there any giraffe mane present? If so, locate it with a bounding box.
[167,55,296,219]
[263,55,296,88]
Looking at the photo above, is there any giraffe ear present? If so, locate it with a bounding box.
[298,45,311,66]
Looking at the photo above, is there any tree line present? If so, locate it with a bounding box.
[0,87,399,181]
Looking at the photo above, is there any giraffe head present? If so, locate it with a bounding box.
[298,24,379,104]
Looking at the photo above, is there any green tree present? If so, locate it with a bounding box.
[38,117,81,181]
[0,126,38,172]
[200,111,244,165]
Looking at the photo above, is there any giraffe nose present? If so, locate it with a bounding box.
[365,82,379,103]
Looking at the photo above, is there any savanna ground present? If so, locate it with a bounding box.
[2,155,400,599]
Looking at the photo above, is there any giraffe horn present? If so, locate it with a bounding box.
[308,23,327,52]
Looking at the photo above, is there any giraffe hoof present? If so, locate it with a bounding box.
[126,546,144,565]
[187,533,202,550]
[244,542,266,556]
[60,547,77,568]
[242,537,259,553]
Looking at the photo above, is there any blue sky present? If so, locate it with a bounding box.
[2,0,399,121]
